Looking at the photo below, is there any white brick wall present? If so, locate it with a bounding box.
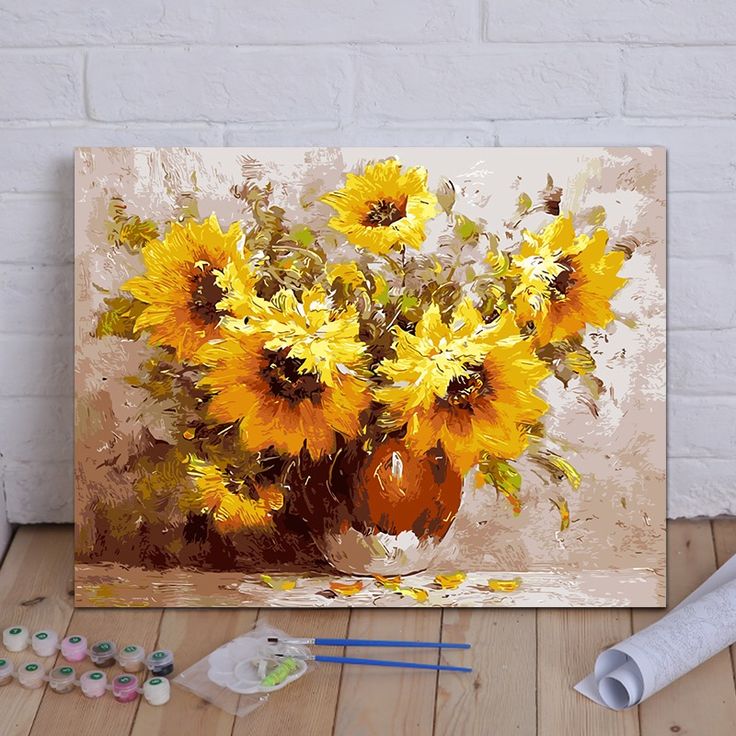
[0,0,733,531]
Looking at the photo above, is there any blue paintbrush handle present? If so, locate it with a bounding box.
[314,654,472,673]
[313,638,470,649]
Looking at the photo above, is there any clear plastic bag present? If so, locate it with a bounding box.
[173,621,311,717]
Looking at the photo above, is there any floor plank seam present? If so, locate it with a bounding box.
[329,608,351,736]
[535,609,539,736]
[431,609,444,736]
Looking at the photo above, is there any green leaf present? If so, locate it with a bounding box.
[436,178,456,215]
[533,452,581,491]
[479,457,522,516]
[584,205,607,226]
[562,345,596,375]
[485,248,510,278]
[580,374,605,400]
[454,214,479,242]
[399,294,419,314]
[175,192,200,221]
[289,224,316,248]
[516,192,533,214]
[95,296,147,339]
[106,198,159,251]
[372,273,390,306]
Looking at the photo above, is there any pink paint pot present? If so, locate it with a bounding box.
[80,670,107,698]
[61,635,88,662]
[112,673,139,703]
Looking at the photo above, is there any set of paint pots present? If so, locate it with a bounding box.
[0,658,170,704]
[2,626,174,676]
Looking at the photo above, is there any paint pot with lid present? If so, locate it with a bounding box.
[112,673,139,703]
[3,625,29,652]
[49,665,76,694]
[80,670,107,698]
[32,629,59,657]
[118,644,145,673]
[61,635,88,662]
[89,640,117,668]
[0,658,14,686]
[18,662,45,689]
[143,676,171,706]
[146,649,174,677]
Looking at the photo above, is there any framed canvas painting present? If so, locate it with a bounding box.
[74,147,666,608]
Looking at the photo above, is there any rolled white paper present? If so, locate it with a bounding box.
[576,553,736,710]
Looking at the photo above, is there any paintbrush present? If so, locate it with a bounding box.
[266,636,471,649]
[272,651,472,673]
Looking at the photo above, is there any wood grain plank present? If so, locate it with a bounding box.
[0,526,74,736]
[434,608,536,736]
[333,608,442,736]
[710,519,736,710]
[232,610,350,736]
[131,609,258,736]
[538,608,639,736]
[711,517,736,569]
[636,520,736,735]
[29,606,163,736]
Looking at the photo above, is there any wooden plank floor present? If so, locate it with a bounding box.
[1,521,735,736]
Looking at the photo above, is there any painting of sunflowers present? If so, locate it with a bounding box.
[74,147,666,608]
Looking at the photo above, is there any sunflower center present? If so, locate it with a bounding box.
[223,472,261,501]
[223,474,243,496]
[262,347,324,404]
[363,198,406,228]
[441,366,490,411]
[190,264,227,325]
[550,256,576,300]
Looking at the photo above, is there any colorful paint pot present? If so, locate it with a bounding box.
[0,658,14,686]
[143,676,171,706]
[118,644,145,673]
[49,665,76,694]
[89,640,117,668]
[61,634,88,662]
[32,629,59,657]
[112,673,139,703]
[3,625,30,652]
[18,662,45,689]
[146,649,174,677]
[80,670,108,698]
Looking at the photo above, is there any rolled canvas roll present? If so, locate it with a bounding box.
[576,554,736,709]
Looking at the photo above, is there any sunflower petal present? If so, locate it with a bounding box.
[398,587,429,603]
[550,497,571,532]
[260,574,297,591]
[330,581,364,597]
[488,577,522,592]
[373,574,402,591]
[434,572,467,590]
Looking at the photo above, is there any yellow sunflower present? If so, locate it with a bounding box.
[122,214,258,362]
[508,214,627,345]
[321,158,439,254]
[180,457,283,534]
[376,301,549,474]
[326,261,367,290]
[197,285,372,459]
